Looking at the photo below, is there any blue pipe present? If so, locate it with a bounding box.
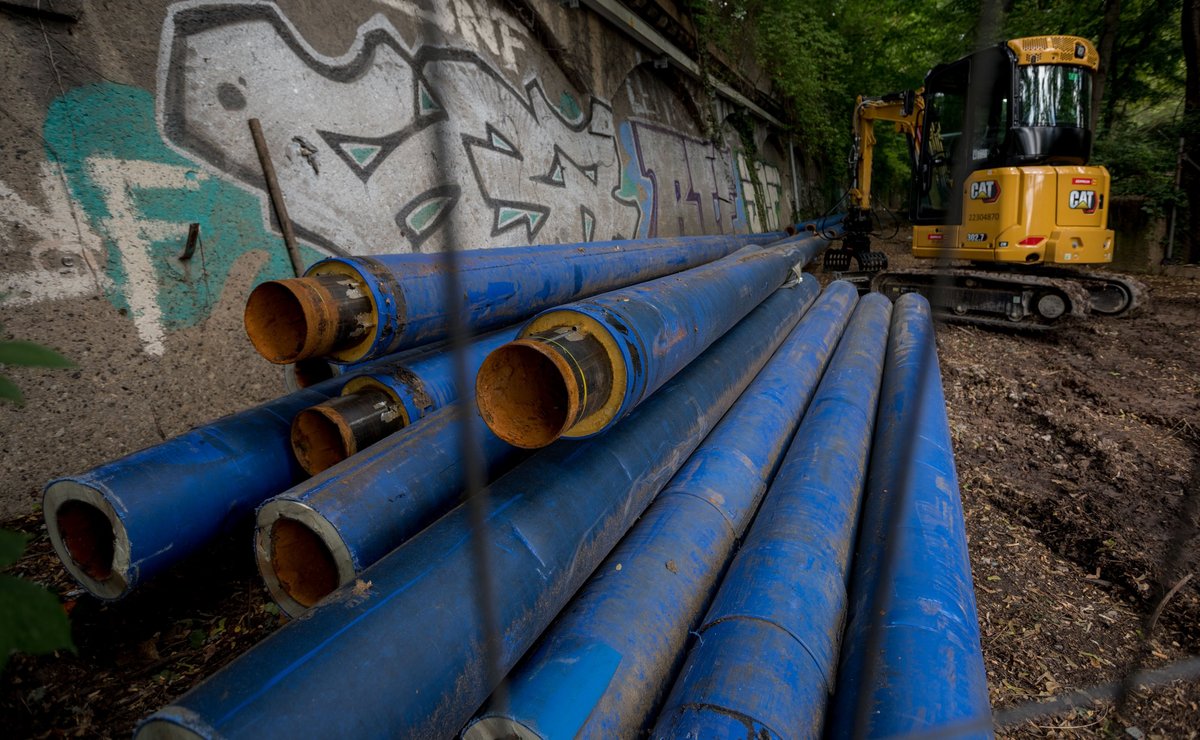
[246,231,771,365]
[257,402,524,617]
[289,326,519,474]
[825,293,991,739]
[245,216,845,366]
[651,293,893,740]
[475,225,842,448]
[136,277,821,740]
[42,341,460,601]
[43,376,350,601]
[464,281,860,740]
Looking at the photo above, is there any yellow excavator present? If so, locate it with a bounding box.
[826,35,1145,327]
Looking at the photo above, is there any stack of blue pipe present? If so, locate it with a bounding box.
[43,226,814,600]
[40,217,990,738]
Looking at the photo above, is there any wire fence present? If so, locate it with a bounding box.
[433,4,1200,736]
[1,1,1195,737]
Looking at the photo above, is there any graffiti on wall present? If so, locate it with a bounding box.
[620,121,744,239]
[0,162,109,308]
[158,1,640,254]
[738,154,783,233]
[3,0,786,355]
[34,84,311,356]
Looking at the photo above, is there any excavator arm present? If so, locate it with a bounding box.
[825,91,925,273]
[848,92,924,212]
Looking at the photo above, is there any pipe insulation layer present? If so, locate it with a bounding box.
[290,326,519,475]
[652,293,893,740]
[244,230,795,365]
[137,278,820,740]
[259,403,523,617]
[825,293,991,739]
[476,226,841,448]
[465,280,857,740]
[42,342,451,600]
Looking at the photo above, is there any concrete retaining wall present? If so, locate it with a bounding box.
[0,0,798,517]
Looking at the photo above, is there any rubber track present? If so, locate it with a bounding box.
[872,268,1092,330]
[1025,267,1149,317]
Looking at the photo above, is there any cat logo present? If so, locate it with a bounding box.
[1068,190,1097,213]
[969,180,1000,203]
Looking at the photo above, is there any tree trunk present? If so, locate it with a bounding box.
[1183,0,1200,263]
[974,0,1006,51]
[1093,0,1121,134]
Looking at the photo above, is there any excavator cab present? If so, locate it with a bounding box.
[912,39,1094,229]
[907,37,1112,269]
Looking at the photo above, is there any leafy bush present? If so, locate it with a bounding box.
[0,338,74,404]
[1,530,74,672]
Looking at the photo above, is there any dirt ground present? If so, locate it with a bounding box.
[1,234,1199,737]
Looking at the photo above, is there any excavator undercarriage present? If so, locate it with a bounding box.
[870,264,1146,330]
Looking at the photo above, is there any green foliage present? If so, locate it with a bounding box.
[0,530,74,672]
[1095,116,1184,216]
[0,335,75,404]
[687,0,1184,210]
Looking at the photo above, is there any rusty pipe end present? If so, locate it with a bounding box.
[44,481,132,600]
[476,314,623,448]
[476,338,582,449]
[291,404,358,476]
[245,273,374,364]
[291,385,404,475]
[255,501,355,618]
[245,278,343,364]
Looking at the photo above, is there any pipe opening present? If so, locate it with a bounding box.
[245,281,310,364]
[476,342,573,449]
[292,406,353,475]
[269,517,340,608]
[56,500,115,581]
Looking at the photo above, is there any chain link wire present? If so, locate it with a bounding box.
[447,2,1198,735]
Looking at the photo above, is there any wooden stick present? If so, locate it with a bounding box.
[1147,572,1194,633]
